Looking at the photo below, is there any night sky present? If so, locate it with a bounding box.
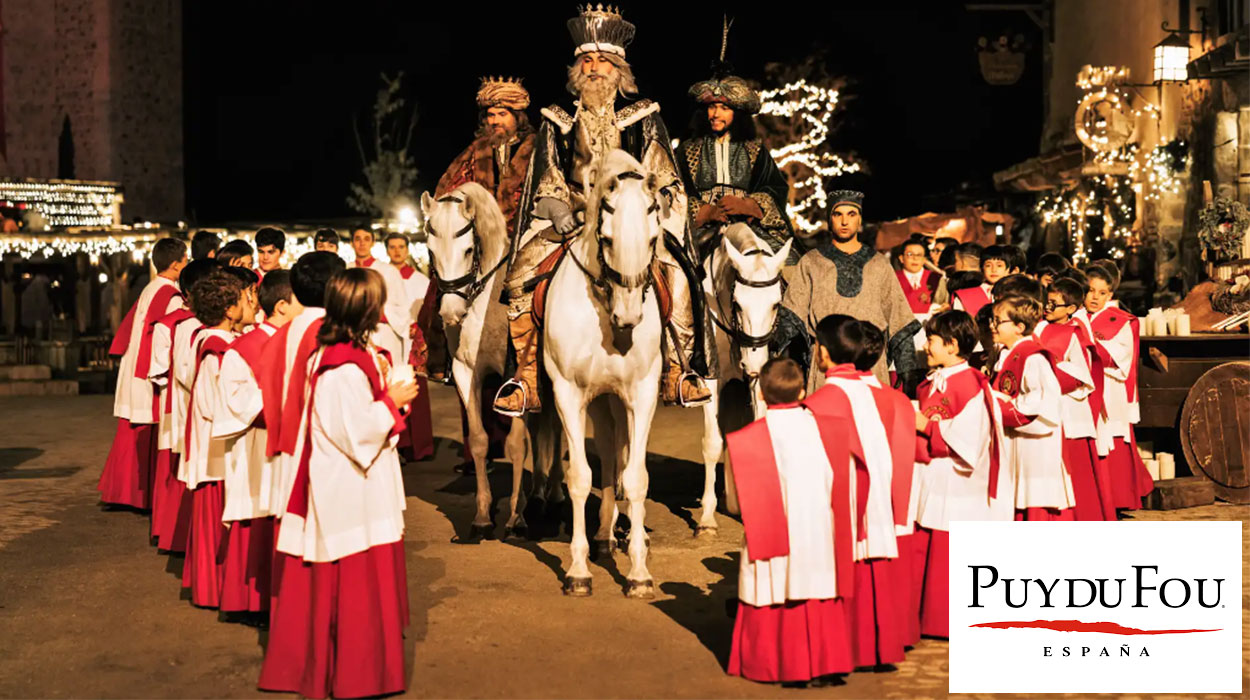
[183,1,1044,225]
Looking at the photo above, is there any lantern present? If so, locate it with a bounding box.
[1152,33,1190,83]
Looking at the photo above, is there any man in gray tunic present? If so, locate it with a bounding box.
[780,190,922,391]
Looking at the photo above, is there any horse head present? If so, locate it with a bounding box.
[721,227,791,379]
[585,150,665,331]
[421,182,508,326]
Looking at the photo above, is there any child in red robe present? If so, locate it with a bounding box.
[806,315,912,668]
[148,258,218,549]
[913,310,1010,639]
[989,296,1074,520]
[260,267,415,699]
[726,358,864,685]
[213,270,302,615]
[181,268,249,608]
[1073,262,1153,512]
[99,238,188,510]
[1035,277,1110,520]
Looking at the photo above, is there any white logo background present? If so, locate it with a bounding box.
[949,521,1242,694]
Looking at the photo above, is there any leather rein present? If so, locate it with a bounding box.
[428,194,508,305]
[711,248,784,350]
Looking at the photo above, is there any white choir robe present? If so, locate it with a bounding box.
[1079,306,1138,439]
[358,259,411,367]
[738,407,848,606]
[150,319,176,452]
[994,349,1074,510]
[212,328,278,523]
[171,318,203,475]
[1033,320,1109,454]
[114,276,183,424]
[915,363,1013,531]
[822,375,898,561]
[276,358,406,563]
[398,264,430,360]
[183,329,235,490]
[270,307,326,519]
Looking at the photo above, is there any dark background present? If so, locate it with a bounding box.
[183,1,1045,225]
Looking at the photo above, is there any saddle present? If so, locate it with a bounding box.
[531,240,673,328]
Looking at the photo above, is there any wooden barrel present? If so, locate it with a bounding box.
[1179,361,1250,504]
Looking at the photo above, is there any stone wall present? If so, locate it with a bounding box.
[0,0,183,221]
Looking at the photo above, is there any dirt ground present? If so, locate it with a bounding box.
[0,388,1245,699]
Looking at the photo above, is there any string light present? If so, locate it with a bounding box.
[758,80,861,233]
[0,232,158,259]
[0,179,123,228]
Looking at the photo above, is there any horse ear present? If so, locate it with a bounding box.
[460,193,475,219]
[769,239,794,273]
[420,191,434,217]
[723,237,750,271]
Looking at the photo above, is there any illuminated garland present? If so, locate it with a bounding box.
[0,179,123,228]
[758,80,861,234]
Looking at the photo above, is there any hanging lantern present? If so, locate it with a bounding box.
[1153,33,1190,83]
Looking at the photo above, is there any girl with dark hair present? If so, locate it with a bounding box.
[261,267,417,698]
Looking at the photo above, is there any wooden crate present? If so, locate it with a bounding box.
[1142,477,1217,510]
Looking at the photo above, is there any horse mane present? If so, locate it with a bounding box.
[583,149,647,242]
[454,181,508,271]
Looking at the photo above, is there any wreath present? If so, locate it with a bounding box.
[1198,197,1250,261]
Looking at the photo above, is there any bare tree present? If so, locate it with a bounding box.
[348,72,420,218]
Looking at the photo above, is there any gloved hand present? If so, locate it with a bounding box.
[694,203,727,228]
[535,197,577,235]
[719,195,764,220]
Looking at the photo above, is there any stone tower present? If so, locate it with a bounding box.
[0,0,183,222]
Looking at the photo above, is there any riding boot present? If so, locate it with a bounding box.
[661,362,711,407]
[492,312,542,416]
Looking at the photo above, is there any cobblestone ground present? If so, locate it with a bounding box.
[0,390,1245,699]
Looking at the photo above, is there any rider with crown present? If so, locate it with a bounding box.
[492,4,715,416]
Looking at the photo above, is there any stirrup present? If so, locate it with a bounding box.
[677,371,711,408]
[493,378,530,418]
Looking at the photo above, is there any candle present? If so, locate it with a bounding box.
[1144,459,1161,481]
[1176,314,1191,336]
[1157,452,1176,480]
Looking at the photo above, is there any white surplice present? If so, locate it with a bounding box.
[113,276,183,424]
[738,407,848,607]
[994,347,1074,510]
[823,376,898,560]
[182,328,236,489]
[275,352,406,563]
[212,324,278,523]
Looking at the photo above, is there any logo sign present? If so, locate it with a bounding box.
[950,521,1242,694]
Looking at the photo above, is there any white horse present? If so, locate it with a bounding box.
[695,223,792,533]
[421,182,559,541]
[543,150,669,598]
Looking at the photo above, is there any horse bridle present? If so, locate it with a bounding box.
[569,171,660,295]
[712,248,784,350]
[428,194,507,304]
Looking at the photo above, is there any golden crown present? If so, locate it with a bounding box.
[568,3,634,57]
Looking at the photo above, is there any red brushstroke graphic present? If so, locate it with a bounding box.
[971,620,1220,635]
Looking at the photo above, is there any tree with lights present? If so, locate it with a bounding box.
[754,52,861,243]
[348,72,420,219]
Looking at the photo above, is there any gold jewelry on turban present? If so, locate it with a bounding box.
[476,76,530,111]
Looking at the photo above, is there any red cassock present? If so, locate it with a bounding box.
[1035,321,1108,521]
[806,365,914,667]
[149,307,196,548]
[399,277,435,462]
[100,281,182,510]
[724,406,866,683]
[913,365,1003,639]
[1089,309,1153,510]
[259,343,408,699]
[182,333,232,608]
[216,324,279,613]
